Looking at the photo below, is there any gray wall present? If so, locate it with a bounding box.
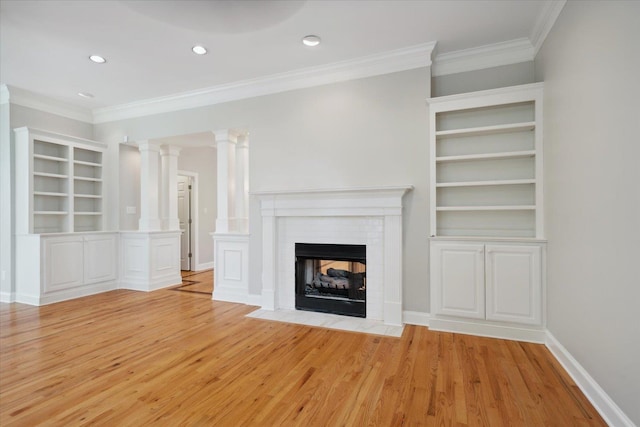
[432,61,535,97]
[177,147,217,268]
[94,68,432,310]
[118,145,140,230]
[535,1,640,423]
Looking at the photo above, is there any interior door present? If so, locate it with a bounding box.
[177,175,191,271]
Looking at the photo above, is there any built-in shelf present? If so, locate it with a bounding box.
[15,127,107,234]
[436,205,535,211]
[428,83,544,239]
[435,121,535,138]
[34,191,67,197]
[34,172,68,179]
[436,150,535,163]
[34,211,69,215]
[435,179,536,188]
[74,160,102,167]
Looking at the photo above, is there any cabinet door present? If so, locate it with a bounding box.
[431,243,485,319]
[485,245,541,325]
[43,236,84,293]
[84,234,117,284]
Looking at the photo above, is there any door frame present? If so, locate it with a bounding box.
[178,170,199,271]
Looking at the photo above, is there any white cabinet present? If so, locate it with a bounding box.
[485,245,541,325]
[430,240,544,341]
[431,243,485,319]
[16,233,118,305]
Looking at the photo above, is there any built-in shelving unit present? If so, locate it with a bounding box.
[15,127,107,234]
[427,84,547,342]
[427,83,544,239]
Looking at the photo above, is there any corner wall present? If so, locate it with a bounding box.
[535,1,640,424]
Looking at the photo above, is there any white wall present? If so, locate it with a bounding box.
[119,145,140,230]
[535,1,640,424]
[177,147,217,269]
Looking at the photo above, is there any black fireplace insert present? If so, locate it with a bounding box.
[295,243,366,318]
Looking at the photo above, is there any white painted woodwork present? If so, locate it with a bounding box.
[212,233,249,304]
[485,244,541,325]
[427,83,544,239]
[83,234,118,285]
[255,186,412,326]
[14,127,107,234]
[234,136,249,233]
[160,146,181,231]
[431,243,485,319]
[429,239,545,342]
[119,231,182,291]
[137,141,162,231]
[15,232,118,306]
[214,130,236,234]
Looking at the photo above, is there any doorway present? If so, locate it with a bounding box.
[177,174,192,271]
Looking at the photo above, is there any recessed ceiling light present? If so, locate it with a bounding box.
[77,92,94,99]
[302,35,321,47]
[192,45,207,55]
[89,55,106,64]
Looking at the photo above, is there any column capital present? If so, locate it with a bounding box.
[160,145,182,157]
[137,140,162,153]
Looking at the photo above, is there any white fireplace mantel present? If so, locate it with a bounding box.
[254,185,413,326]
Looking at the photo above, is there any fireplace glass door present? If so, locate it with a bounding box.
[295,243,366,317]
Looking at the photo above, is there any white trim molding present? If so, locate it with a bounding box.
[545,331,636,427]
[0,84,10,105]
[211,232,250,304]
[531,0,567,55]
[92,42,436,123]
[0,291,16,303]
[254,185,413,327]
[403,310,431,327]
[432,38,535,77]
[4,85,93,123]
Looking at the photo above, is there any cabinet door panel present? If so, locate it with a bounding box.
[43,237,84,292]
[485,245,541,325]
[84,234,117,284]
[431,243,485,319]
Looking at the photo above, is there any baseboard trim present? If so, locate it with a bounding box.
[429,317,546,344]
[212,288,248,305]
[545,331,636,427]
[15,281,117,306]
[120,275,182,292]
[246,294,262,307]
[195,261,213,271]
[0,291,15,303]
[403,310,431,326]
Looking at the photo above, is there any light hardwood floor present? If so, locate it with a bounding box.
[0,270,605,426]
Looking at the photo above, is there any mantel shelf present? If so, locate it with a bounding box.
[435,121,535,138]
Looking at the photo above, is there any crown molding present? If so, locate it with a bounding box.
[92,41,436,124]
[531,0,567,56]
[432,38,535,77]
[4,85,93,123]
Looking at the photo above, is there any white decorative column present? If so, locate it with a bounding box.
[160,145,181,230]
[138,141,162,231]
[212,129,250,304]
[214,130,236,234]
[234,135,249,234]
[119,141,181,292]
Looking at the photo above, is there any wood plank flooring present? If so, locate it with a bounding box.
[0,270,605,426]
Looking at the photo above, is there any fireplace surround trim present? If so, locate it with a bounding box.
[255,185,412,326]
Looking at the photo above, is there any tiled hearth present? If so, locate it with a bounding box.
[253,186,412,333]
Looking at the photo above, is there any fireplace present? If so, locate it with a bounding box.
[295,243,366,317]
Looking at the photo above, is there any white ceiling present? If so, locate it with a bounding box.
[1,0,551,111]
